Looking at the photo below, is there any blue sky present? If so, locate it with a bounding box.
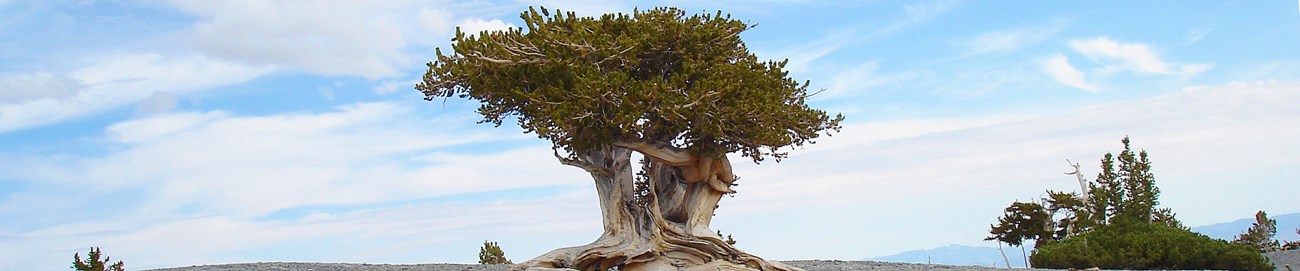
[3,0,1300,270]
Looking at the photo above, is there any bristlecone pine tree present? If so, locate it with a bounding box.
[73,247,125,271]
[479,240,513,265]
[1234,210,1280,252]
[418,6,842,271]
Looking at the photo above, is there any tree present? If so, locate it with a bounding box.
[73,247,125,271]
[986,201,1052,268]
[1234,210,1280,253]
[1114,137,1159,223]
[418,7,842,271]
[479,240,513,265]
[986,201,1051,248]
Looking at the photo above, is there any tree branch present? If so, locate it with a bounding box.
[615,140,694,166]
[554,147,610,177]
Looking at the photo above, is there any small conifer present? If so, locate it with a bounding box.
[73,247,125,271]
[479,240,513,265]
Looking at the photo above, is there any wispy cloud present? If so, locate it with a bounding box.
[0,101,594,268]
[764,0,957,75]
[956,20,1065,57]
[882,0,959,37]
[1069,37,1209,77]
[457,18,517,37]
[0,53,271,134]
[716,80,1300,259]
[172,1,439,79]
[1040,53,1098,92]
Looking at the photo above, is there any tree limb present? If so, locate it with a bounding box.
[615,140,694,166]
[555,147,610,177]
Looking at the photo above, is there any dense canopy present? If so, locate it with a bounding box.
[417,6,842,162]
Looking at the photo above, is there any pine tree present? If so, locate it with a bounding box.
[1091,152,1122,225]
[419,7,841,271]
[986,201,1052,247]
[479,240,513,265]
[73,247,125,271]
[1115,137,1159,223]
[1234,210,1280,252]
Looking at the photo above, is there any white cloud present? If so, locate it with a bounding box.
[1184,28,1212,44]
[887,0,958,36]
[135,91,178,115]
[373,79,418,95]
[0,53,271,134]
[5,81,1299,268]
[457,18,516,37]
[0,72,82,103]
[0,100,607,269]
[712,81,1300,260]
[79,102,575,217]
[755,1,955,75]
[418,8,454,36]
[1040,53,1097,92]
[0,194,601,270]
[1069,37,1208,77]
[171,0,443,79]
[820,62,887,98]
[520,0,627,17]
[958,22,1063,57]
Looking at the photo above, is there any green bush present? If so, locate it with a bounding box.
[478,240,512,265]
[73,247,125,271]
[1031,220,1273,271]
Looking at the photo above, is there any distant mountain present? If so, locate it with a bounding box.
[871,212,1300,268]
[1191,212,1300,242]
[869,244,1029,268]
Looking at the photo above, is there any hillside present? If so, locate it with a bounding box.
[869,244,1028,268]
[1192,212,1300,242]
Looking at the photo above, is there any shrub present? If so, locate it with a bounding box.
[479,240,512,265]
[73,247,125,271]
[1031,220,1272,271]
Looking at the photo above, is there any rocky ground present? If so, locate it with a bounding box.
[143,250,1300,271]
[1268,250,1300,271]
[144,261,1041,271]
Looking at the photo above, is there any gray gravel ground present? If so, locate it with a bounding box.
[1267,250,1300,271]
[142,251,1300,271]
[144,261,1051,271]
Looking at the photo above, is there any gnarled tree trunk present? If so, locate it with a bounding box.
[513,143,802,271]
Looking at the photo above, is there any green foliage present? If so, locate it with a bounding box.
[985,201,1052,247]
[1031,221,1273,271]
[479,240,513,265]
[73,247,125,271]
[1043,190,1094,238]
[988,136,1196,268]
[1088,136,1171,226]
[990,137,1181,246]
[417,6,842,163]
[1234,210,1281,253]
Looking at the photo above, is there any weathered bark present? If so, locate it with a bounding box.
[513,143,802,271]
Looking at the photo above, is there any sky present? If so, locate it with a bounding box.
[2,0,1299,270]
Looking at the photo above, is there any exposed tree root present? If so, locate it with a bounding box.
[515,145,803,271]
